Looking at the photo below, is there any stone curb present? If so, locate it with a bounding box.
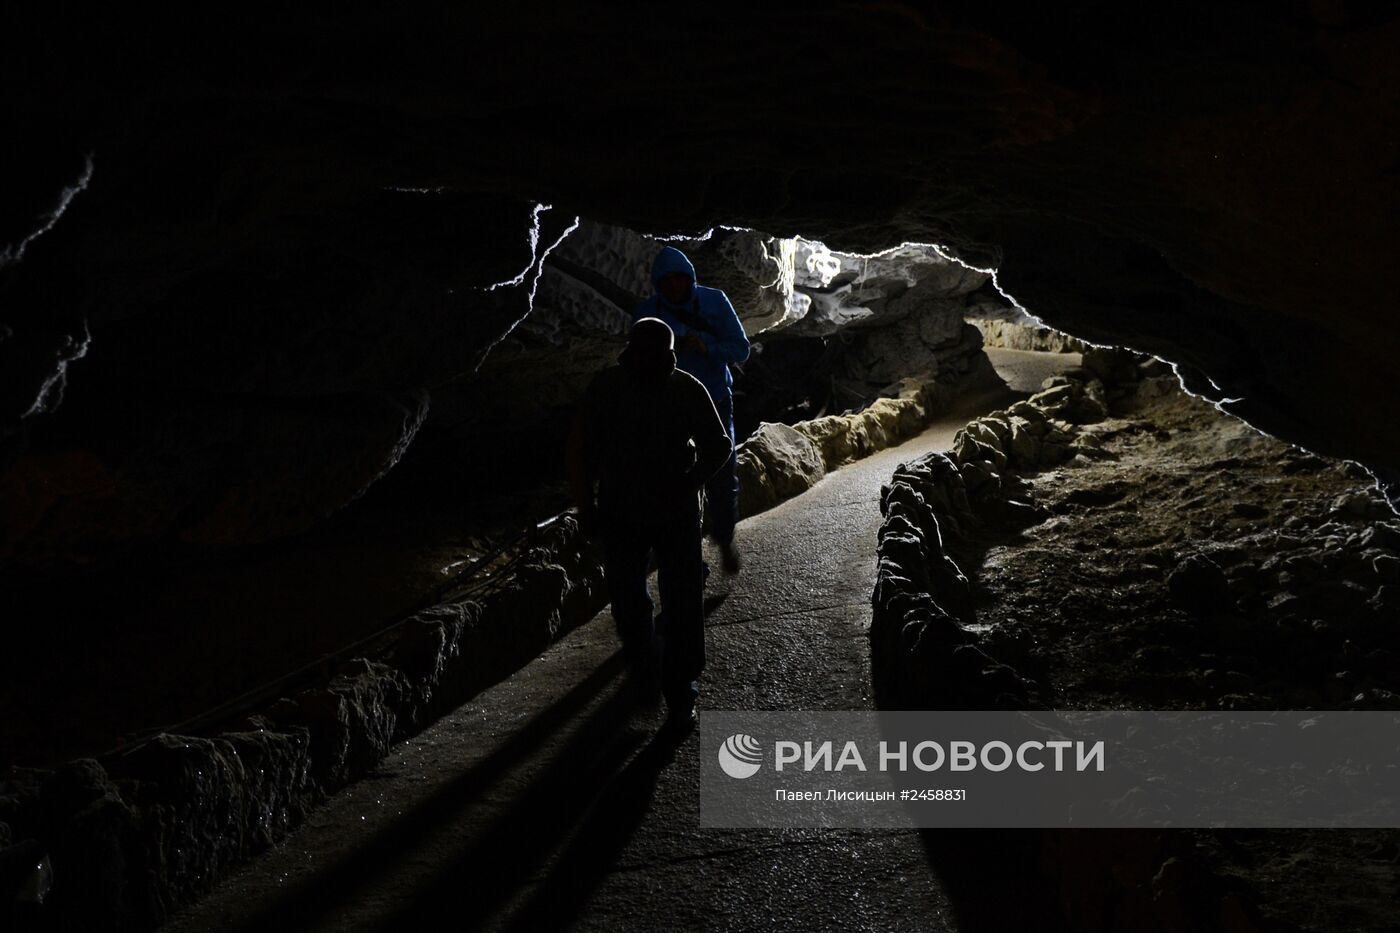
[1,517,606,931]
[869,348,1281,933]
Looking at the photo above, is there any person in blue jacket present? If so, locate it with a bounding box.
[634,245,751,572]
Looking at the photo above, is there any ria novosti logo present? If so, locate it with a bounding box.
[718,733,763,779]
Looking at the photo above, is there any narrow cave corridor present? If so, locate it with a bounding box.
[5,6,1400,932]
[159,382,1017,933]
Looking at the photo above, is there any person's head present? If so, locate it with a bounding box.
[658,271,692,305]
[650,246,697,306]
[619,317,676,379]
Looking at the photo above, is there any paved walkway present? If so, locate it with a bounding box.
[164,351,1069,933]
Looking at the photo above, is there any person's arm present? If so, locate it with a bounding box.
[699,290,751,365]
[682,378,734,489]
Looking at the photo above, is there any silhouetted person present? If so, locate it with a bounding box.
[633,246,751,573]
[566,317,732,730]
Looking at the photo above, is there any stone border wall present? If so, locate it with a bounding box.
[869,348,1280,933]
[735,355,1002,519]
[1,517,606,931]
[871,347,1148,709]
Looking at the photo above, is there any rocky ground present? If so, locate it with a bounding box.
[964,378,1400,714]
[942,360,1400,932]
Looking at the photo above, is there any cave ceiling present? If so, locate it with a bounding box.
[2,3,1397,562]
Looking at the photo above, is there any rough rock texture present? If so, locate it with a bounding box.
[735,373,974,518]
[527,221,1006,433]
[871,348,1160,709]
[529,222,1011,347]
[0,514,606,931]
[877,339,1400,714]
[735,423,826,518]
[872,354,1400,933]
[794,397,929,471]
[3,7,1399,925]
[16,7,1391,568]
[972,317,1088,353]
[527,220,800,341]
[874,348,1400,933]
[0,192,577,567]
[786,242,997,337]
[968,380,1400,714]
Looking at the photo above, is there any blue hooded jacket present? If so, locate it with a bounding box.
[632,246,751,410]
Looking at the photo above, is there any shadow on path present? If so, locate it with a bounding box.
[365,681,659,931]
[217,651,631,933]
[917,829,1068,933]
[491,727,692,932]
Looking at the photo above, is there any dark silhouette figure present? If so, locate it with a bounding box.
[567,317,732,728]
[633,246,751,572]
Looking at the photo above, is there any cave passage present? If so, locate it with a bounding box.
[7,8,1400,930]
[0,211,1100,930]
[6,214,1399,933]
[0,219,1040,771]
[159,360,1045,933]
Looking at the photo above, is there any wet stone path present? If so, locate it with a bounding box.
[165,351,1070,932]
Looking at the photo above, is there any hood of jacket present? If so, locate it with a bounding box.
[650,246,698,301]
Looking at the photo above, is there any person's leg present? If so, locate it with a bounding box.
[654,506,706,716]
[601,516,660,699]
[704,392,741,570]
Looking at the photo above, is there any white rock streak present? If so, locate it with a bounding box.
[487,201,553,292]
[22,321,91,419]
[477,204,582,364]
[1,152,95,268]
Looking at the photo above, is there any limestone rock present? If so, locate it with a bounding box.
[793,415,867,468]
[534,219,801,339]
[788,241,993,338]
[971,317,1086,352]
[1008,418,1042,466]
[736,423,826,517]
[1168,554,1233,617]
[1081,347,1142,385]
[1331,491,1387,520]
[1372,553,1400,583]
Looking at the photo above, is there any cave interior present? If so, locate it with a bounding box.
[3,4,1400,931]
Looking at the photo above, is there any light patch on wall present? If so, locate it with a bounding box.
[615,221,1268,422]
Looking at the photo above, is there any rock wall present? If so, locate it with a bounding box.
[734,354,1003,518]
[872,347,1149,709]
[869,351,1296,933]
[0,515,605,931]
[734,398,929,520]
[512,221,1009,497]
[0,194,579,569]
[0,345,1001,929]
[971,317,1088,353]
[529,221,1013,349]
[5,4,1400,571]
[787,242,995,337]
[526,220,801,342]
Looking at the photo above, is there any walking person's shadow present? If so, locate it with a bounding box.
[356,658,695,933]
[494,727,692,931]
